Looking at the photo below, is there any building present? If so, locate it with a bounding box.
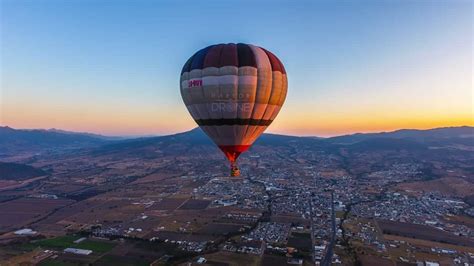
[14,228,37,235]
[64,248,93,255]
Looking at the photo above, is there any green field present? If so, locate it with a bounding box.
[94,255,150,266]
[38,260,80,266]
[29,235,116,254]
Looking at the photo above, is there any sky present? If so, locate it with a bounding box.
[1,0,472,137]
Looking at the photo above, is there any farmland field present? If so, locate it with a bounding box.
[200,251,261,266]
[0,198,74,232]
[38,259,79,266]
[287,232,312,253]
[178,199,211,210]
[377,219,474,247]
[152,197,188,211]
[94,254,150,266]
[198,223,244,235]
[147,231,216,242]
[28,235,116,254]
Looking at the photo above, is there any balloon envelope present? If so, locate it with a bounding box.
[180,43,287,172]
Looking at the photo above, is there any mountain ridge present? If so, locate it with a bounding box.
[2,125,473,139]
[0,125,472,159]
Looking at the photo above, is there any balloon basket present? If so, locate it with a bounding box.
[230,163,240,177]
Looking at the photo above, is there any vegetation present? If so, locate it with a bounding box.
[38,260,79,266]
[94,255,150,266]
[27,235,116,254]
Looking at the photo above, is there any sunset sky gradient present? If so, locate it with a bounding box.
[1,0,472,137]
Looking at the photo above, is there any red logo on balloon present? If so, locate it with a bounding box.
[188,79,202,88]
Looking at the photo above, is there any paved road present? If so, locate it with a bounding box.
[321,191,336,266]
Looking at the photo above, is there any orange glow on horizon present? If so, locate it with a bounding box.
[2,100,472,137]
[269,108,473,137]
[269,117,474,137]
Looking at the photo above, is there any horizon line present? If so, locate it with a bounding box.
[1,124,472,140]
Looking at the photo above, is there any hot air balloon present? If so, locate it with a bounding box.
[180,43,287,176]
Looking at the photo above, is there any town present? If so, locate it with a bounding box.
[1,127,473,266]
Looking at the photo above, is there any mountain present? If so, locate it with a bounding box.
[44,128,126,140]
[89,127,215,157]
[0,126,111,157]
[326,126,474,145]
[1,126,472,160]
[345,138,427,152]
[90,127,328,156]
[90,126,472,159]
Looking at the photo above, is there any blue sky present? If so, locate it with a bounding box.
[1,0,472,136]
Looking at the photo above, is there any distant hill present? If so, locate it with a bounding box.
[90,127,328,157]
[89,126,472,158]
[0,162,47,180]
[326,126,474,145]
[1,126,472,159]
[90,128,219,157]
[0,126,111,157]
[345,138,427,152]
[44,128,125,140]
